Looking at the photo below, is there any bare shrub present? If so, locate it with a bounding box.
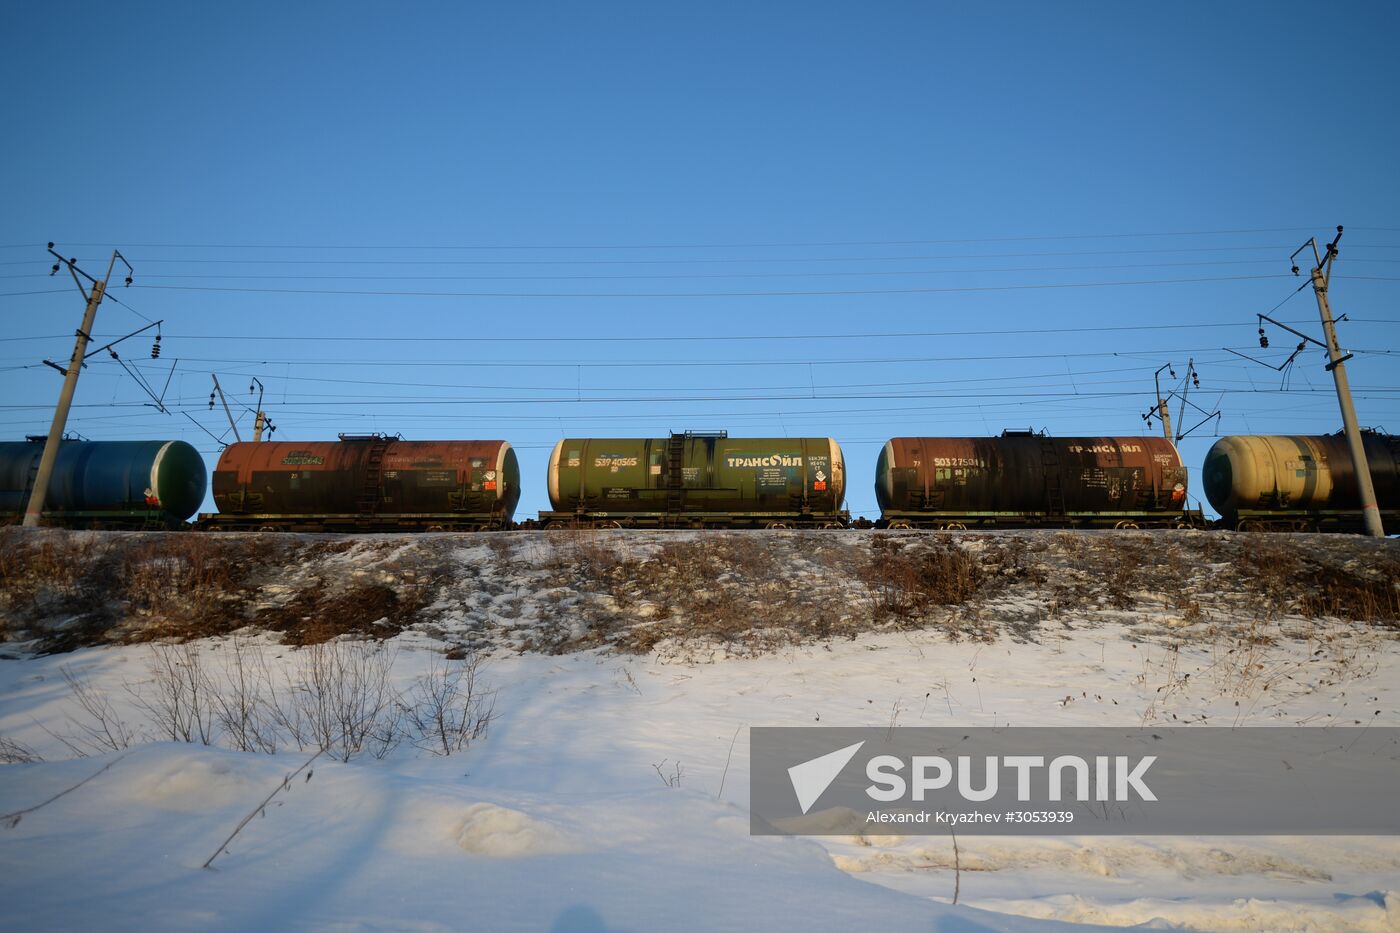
[1102,557,1138,610]
[652,759,683,787]
[121,538,240,637]
[45,667,138,756]
[544,527,624,578]
[484,533,515,561]
[126,643,218,745]
[282,641,402,761]
[210,636,280,754]
[402,653,496,755]
[0,734,42,764]
[860,536,982,621]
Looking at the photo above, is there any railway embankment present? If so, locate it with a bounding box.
[0,527,1395,657]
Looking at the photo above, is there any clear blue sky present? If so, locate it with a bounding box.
[3,1,1397,520]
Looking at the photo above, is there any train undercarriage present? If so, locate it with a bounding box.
[875,509,1206,530]
[197,511,511,533]
[531,509,849,530]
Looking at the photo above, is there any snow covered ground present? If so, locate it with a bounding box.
[1,530,1398,931]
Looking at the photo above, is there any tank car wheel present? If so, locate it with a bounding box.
[819,522,842,529]
[426,524,446,533]
[765,521,790,530]
[597,520,622,529]
[1113,520,1140,530]
[257,525,277,533]
[1236,520,1265,533]
[943,521,967,531]
[887,520,912,530]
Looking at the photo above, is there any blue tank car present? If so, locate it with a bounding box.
[0,438,208,527]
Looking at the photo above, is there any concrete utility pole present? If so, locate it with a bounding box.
[1294,226,1385,538]
[23,245,132,527]
[1143,363,1175,440]
[1152,364,1174,441]
[249,377,271,441]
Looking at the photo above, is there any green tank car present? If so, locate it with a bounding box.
[542,432,847,528]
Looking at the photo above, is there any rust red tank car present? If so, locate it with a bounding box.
[205,434,519,531]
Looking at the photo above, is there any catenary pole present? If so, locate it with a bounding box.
[1302,227,1384,537]
[23,247,128,527]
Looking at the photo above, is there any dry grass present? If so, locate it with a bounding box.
[1,527,1395,657]
[527,534,873,653]
[261,580,432,646]
[0,531,433,652]
[1231,536,1400,625]
[859,536,983,620]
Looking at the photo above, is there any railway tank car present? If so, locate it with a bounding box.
[1202,431,1400,532]
[542,432,847,528]
[203,434,519,531]
[0,437,207,527]
[875,431,1194,529]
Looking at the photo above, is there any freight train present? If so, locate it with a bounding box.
[2,431,1395,533]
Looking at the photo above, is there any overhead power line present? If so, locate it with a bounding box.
[7,243,1400,272]
[36,344,1387,369]
[20,226,1341,251]
[2,318,1388,347]
[2,385,1394,413]
[129,273,1303,300]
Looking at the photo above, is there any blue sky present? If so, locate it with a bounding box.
[2,1,1397,520]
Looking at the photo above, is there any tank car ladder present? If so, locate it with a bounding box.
[665,433,686,515]
[24,451,41,501]
[1039,436,1066,519]
[350,435,394,520]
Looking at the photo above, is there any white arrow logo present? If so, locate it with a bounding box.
[788,741,865,814]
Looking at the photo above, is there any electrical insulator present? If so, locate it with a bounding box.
[208,391,216,410]
[151,335,161,359]
[1258,328,1269,348]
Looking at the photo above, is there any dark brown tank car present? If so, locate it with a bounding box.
[875,432,1191,528]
